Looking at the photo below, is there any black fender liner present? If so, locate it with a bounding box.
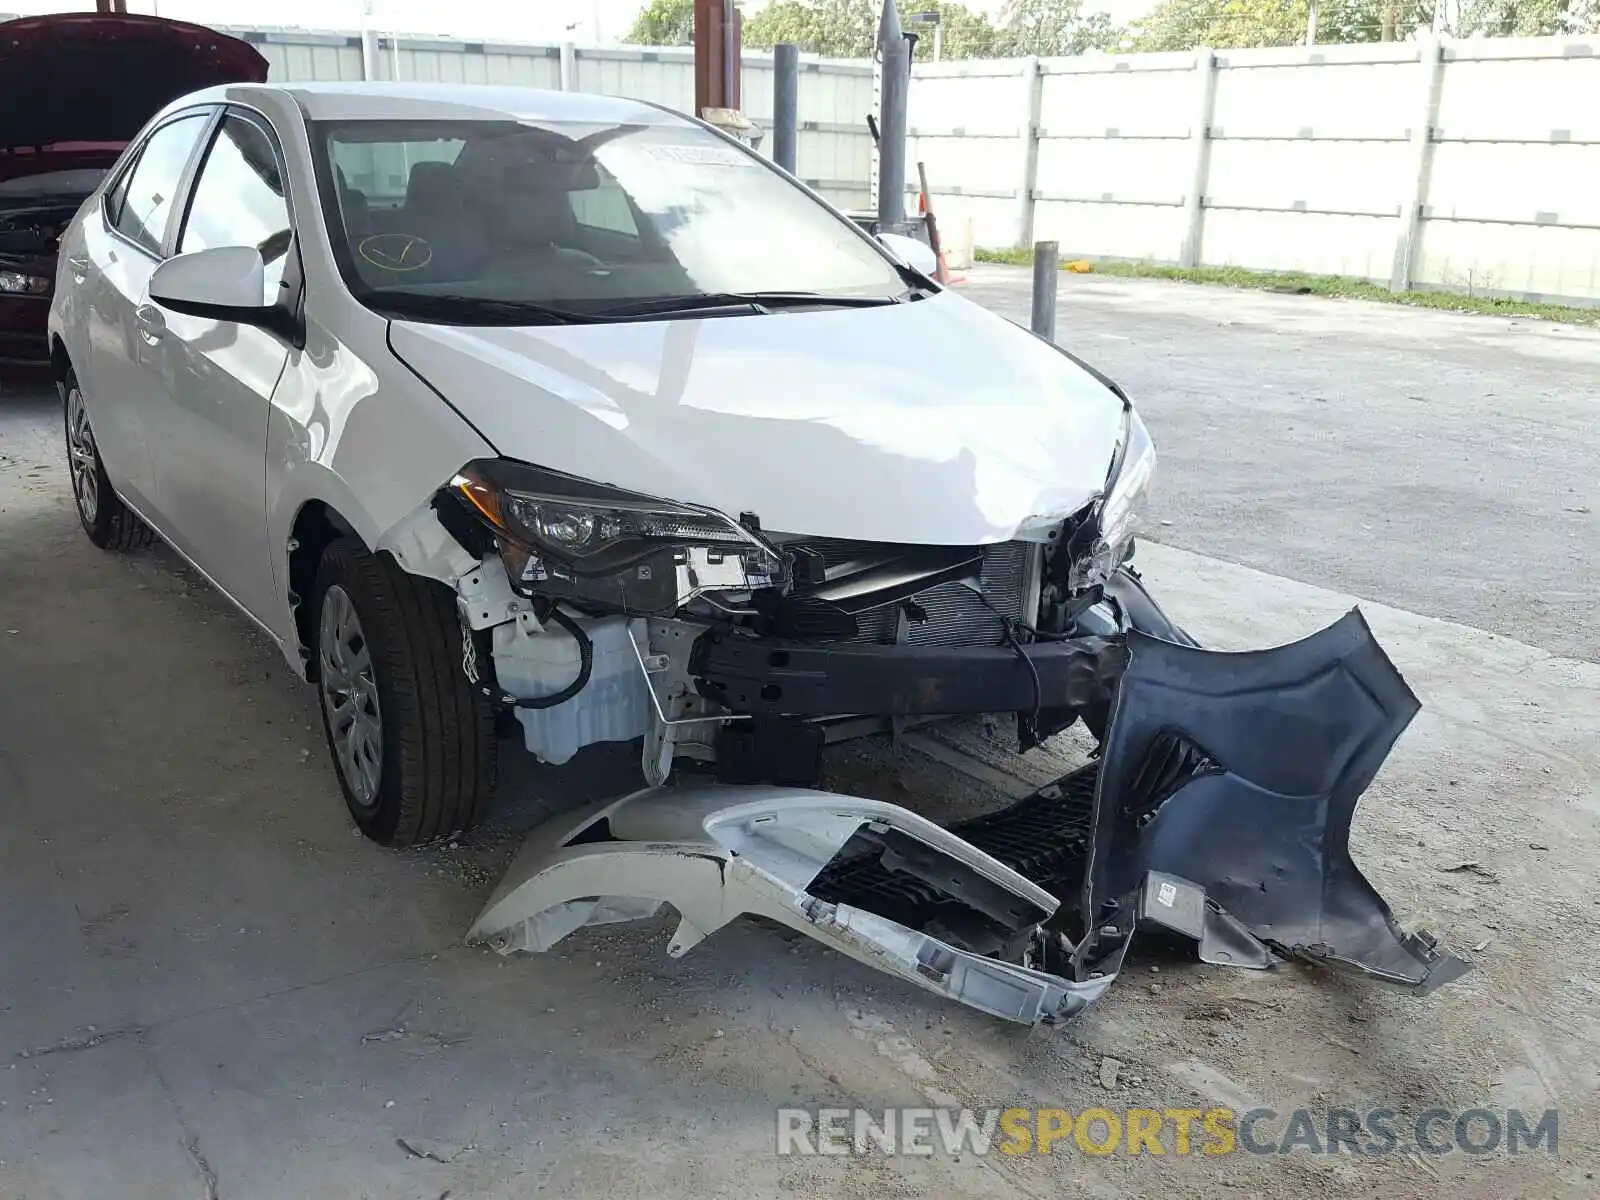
[1084,608,1468,991]
[1104,564,1199,647]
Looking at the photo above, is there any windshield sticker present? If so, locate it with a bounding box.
[357,233,433,272]
[644,144,755,168]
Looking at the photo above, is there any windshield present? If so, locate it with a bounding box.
[313,117,908,320]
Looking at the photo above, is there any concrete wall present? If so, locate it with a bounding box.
[908,37,1600,304]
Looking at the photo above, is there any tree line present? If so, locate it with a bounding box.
[626,0,1599,55]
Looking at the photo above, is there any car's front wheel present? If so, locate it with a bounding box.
[63,370,154,551]
[313,537,498,846]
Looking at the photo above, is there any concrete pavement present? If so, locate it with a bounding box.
[2,278,1597,1198]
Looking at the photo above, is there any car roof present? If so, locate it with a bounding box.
[181,81,691,128]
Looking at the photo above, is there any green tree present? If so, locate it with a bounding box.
[1457,0,1599,33]
[741,0,1117,59]
[904,1,1003,59]
[743,0,881,57]
[996,0,1126,54]
[625,0,697,46]
[1131,0,1425,50]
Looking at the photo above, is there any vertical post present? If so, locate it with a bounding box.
[933,24,943,62]
[869,53,883,213]
[1178,47,1219,269]
[729,6,743,109]
[721,0,738,107]
[1014,57,1043,249]
[773,44,799,173]
[1306,2,1318,45]
[360,29,379,80]
[877,0,910,231]
[1030,241,1059,340]
[694,0,741,114]
[694,0,721,113]
[560,42,578,91]
[1390,37,1445,292]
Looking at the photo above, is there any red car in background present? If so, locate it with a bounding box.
[0,13,266,368]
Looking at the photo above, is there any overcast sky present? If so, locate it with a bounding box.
[5,0,1147,44]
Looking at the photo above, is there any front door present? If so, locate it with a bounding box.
[145,110,294,624]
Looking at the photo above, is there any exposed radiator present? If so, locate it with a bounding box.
[801,539,1036,648]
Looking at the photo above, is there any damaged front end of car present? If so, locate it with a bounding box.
[389,402,1468,1025]
[465,610,1468,1023]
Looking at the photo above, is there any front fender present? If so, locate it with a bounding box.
[264,318,493,654]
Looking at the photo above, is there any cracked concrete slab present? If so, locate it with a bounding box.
[0,1035,197,1200]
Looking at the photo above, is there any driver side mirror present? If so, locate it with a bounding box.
[877,231,938,278]
[149,245,302,344]
[150,246,268,321]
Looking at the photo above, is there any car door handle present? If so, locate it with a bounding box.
[135,304,166,344]
[67,255,90,282]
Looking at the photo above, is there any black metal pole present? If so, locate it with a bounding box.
[1030,241,1059,340]
[876,0,909,231]
[773,43,799,174]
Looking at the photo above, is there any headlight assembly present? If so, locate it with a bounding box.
[0,270,50,296]
[1099,407,1155,567]
[1068,407,1155,592]
[447,459,786,614]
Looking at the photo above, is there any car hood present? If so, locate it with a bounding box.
[388,292,1128,545]
[0,14,267,156]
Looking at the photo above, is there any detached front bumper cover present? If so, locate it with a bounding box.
[469,609,1469,1024]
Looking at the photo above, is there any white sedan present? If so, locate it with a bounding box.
[48,82,1462,1023]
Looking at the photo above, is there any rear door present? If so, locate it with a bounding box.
[81,108,212,516]
[145,107,295,623]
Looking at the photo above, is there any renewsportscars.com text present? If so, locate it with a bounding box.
[775,1106,1559,1158]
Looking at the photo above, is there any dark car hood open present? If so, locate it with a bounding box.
[0,14,267,157]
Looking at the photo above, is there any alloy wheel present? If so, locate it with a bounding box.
[319,584,384,808]
[65,387,99,526]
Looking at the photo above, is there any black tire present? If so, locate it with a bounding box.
[62,369,155,551]
[313,536,498,846]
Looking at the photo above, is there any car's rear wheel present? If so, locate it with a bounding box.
[314,536,498,846]
[63,371,154,551]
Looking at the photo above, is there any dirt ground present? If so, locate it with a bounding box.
[1,276,1597,1198]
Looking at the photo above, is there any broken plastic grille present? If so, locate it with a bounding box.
[808,763,1101,925]
[800,539,1034,648]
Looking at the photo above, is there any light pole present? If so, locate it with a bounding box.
[907,10,943,61]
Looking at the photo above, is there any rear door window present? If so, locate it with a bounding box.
[113,113,209,255]
[102,153,141,227]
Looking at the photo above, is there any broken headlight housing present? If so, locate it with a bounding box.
[1070,407,1155,591]
[448,459,787,614]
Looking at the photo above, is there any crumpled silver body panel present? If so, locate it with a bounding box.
[468,786,1122,1024]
